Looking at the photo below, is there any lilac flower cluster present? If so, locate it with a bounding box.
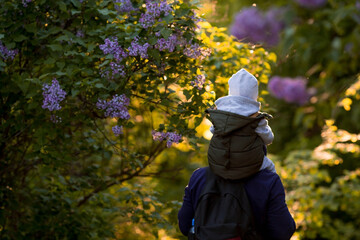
[50,114,62,123]
[100,62,126,80]
[76,30,85,38]
[96,94,130,119]
[231,7,284,47]
[114,0,136,12]
[0,41,18,60]
[191,75,206,90]
[295,0,327,9]
[155,35,178,52]
[99,37,128,62]
[110,62,126,76]
[22,0,32,7]
[183,43,202,59]
[268,76,311,105]
[139,0,172,29]
[128,37,150,58]
[112,125,124,136]
[183,43,211,60]
[152,130,182,148]
[42,78,67,111]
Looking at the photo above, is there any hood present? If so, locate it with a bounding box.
[215,95,260,117]
[206,109,263,136]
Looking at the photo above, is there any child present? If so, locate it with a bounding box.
[208,68,275,179]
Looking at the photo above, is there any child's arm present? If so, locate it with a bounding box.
[255,118,274,145]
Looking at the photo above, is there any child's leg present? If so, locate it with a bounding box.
[260,156,276,173]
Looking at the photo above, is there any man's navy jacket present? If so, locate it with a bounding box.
[178,167,296,240]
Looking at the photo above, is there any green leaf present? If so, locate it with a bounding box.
[58,2,67,12]
[56,61,65,70]
[71,88,80,97]
[148,36,158,45]
[47,44,63,51]
[183,89,192,100]
[163,14,174,23]
[71,0,81,8]
[13,34,27,42]
[160,28,172,39]
[25,23,37,33]
[95,83,106,89]
[97,8,116,16]
[148,49,161,64]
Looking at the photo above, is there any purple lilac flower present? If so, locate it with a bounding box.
[230,7,284,47]
[264,8,285,46]
[96,94,130,119]
[183,43,202,58]
[268,76,311,105]
[155,35,177,52]
[152,130,182,148]
[42,78,67,111]
[50,114,62,123]
[191,75,206,90]
[183,43,211,60]
[128,37,150,58]
[114,0,136,12]
[100,62,126,80]
[0,41,18,60]
[99,37,128,62]
[112,125,124,136]
[139,0,172,29]
[22,0,32,7]
[110,62,126,76]
[76,30,85,38]
[295,0,327,9]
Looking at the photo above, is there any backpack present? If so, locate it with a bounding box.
[194,167,262,240]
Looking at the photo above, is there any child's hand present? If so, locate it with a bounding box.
[249,112,260,118]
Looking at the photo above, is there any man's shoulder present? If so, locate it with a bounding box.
[191,167,280,185]
[245,170,283,196]
[189,167,208,184]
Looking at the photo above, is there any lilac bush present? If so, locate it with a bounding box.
[152,130,182,148]
[0,41,18,60]
[96,94,130,119]
[42,78,67,111]
[268,76,311,105]
[230,7,284,47]
[295,0,327,9]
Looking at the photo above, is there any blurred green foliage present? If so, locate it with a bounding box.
[198,0,360,239]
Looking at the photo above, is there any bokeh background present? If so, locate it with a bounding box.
[1,0,360,239]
